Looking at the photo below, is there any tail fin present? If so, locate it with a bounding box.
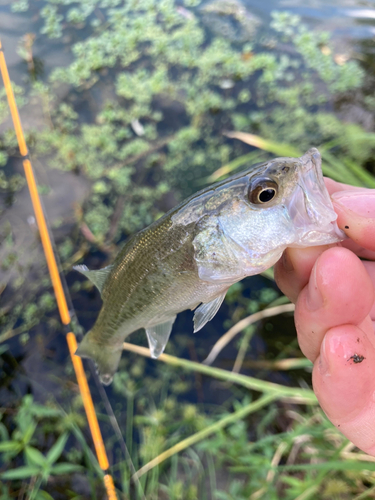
[75,331,122,385]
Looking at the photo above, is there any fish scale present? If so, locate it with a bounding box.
[100,221,195,329]
[74,148,344,384]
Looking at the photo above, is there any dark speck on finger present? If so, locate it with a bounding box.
[348,354,365,364]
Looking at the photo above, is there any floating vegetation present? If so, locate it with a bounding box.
[2,0,375,498]
[3,1,368,247]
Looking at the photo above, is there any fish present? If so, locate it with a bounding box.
[74,148,344,384]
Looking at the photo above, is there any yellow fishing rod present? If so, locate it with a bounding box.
[0,39,118,500]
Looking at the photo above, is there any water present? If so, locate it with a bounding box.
[1,0,375,497]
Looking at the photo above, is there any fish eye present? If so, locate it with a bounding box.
[248,178,278,205]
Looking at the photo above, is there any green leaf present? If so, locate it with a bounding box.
[35,491,54,500]
[50,463,84,475]
[342,157,375,189]
[1,465,39,480]
[25,446,47,468]
[0,440,22,453]
[0,422,9,442]
[46,432,68,465]
[29,405,62,419]
[22,421,37,445]
[280,460,375,472]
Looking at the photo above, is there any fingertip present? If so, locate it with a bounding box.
[324,177,370,196]
[313,324,375,453]
[313,247,374,319]
[332,194,375,251]
[313,325,374,421]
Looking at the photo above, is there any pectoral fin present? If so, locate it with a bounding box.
[145,316,176,359]
[193,292,227,333]
[73,264,114,295]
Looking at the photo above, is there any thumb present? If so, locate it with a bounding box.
[332,190,375,252]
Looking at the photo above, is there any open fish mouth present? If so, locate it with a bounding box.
[287,148,345,246]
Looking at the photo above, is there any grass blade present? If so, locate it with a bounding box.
[122,341,316,404]
[133,394,276,480]
[223,131,301,157]
[1,465,39,480]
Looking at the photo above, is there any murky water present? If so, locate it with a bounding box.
[1,0,375,496]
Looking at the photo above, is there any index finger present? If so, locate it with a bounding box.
[324,178,375,259]
[324,178,370,196]
[332,190,375,257]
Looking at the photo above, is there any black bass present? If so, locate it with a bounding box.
[74,148,343,384]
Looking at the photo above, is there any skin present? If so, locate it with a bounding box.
[274,178,375,455]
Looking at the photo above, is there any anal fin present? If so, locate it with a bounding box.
[193,292,227,333]
[145,316,176,359]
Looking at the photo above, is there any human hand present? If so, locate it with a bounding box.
[274,179,375,455]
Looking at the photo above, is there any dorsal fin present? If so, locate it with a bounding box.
[73,264,114,295]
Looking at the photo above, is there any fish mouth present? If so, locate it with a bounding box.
[287,148,345,247]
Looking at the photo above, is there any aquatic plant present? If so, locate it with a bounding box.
[2,1,375,498]
[2,353,375,498]
[4,0,367,248]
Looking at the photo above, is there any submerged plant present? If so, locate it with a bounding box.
[4,0,367,248]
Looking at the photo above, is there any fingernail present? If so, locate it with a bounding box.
[306,264,324,311]
[318,335,330,375]
[332,191,375,218]
[282,250,294,273]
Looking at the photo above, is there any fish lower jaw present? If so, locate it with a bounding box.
[290,226,346,247]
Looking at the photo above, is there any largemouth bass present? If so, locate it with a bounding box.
[74,148,343,384]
